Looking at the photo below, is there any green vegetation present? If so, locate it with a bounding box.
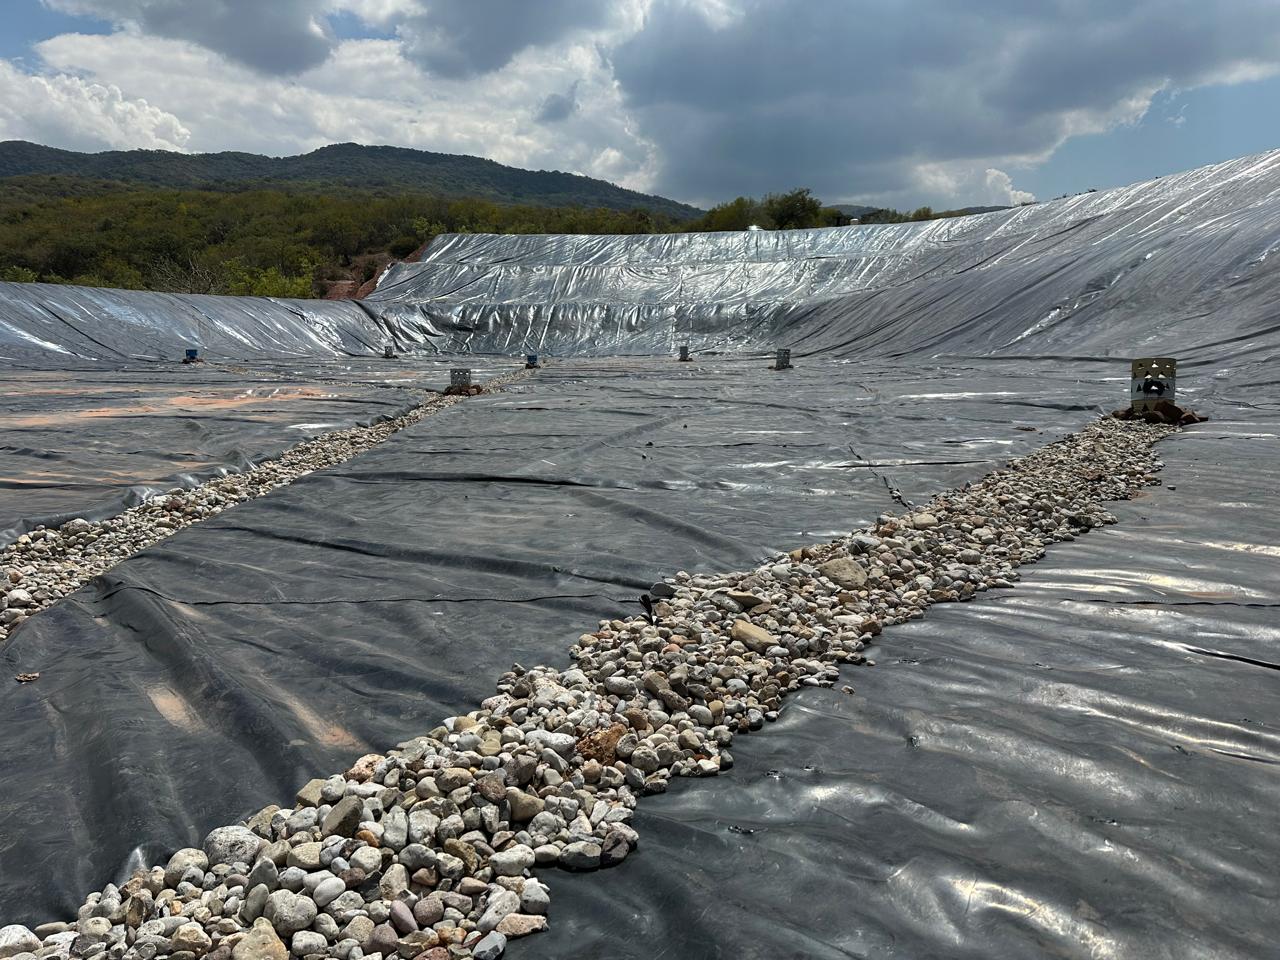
[687,188,850,231]
[0,140,702,220]
[0,146,1006,297]
[0,177,699,295]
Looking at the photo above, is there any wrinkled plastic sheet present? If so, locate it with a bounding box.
[365,150,1280,360]
[3,356,1277,960]
[0,358,518,544]
[2,146,1280,957]
[0,282,444,366]
[5,150,1280,367]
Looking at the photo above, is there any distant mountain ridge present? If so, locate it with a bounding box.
[0,140,702,219]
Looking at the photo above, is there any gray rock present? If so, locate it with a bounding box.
[204,826,264,867]
[347,847,381,877]
[525,730,576,757]
[519,879,550,916]
[164,849,210,888]
[263,891,317,937]
[242,884,270,922]
[294,779,325,808]
[289,932,326,958]
[0,926,40,960]
[380,807,408,850]
[360,924,396,957]
[246,858,279,892]
[559,841,602,871]
[310,876,346,909]
[477,889,520,934]
[488,845,535,877]
[472,931,506,960]
[321,796,362,838]
[277,867,307,893]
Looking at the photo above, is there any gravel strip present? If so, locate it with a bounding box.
[1,415,1176,960]
[0,369,531,644]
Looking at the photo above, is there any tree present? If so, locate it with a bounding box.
[1,264,38,283]
[763,188,823,230]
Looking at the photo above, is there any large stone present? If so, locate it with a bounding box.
[289,931,326,958]
[231,918,287,960]
[321,796,363,838]
[519,879,549,916]
[477,889,520,933]
[559,841,602,871]
[204,826,264,867]
[263,890,317,937]
[387,901,416,936]
[171,923,212,955]
[495,914,548,938]
[285,843,322,871]
[381,806,408,850]
[729,619,775,653]
[504,788,544,823]
[294,779,325,808]
[818,557,868,590]
[471,932,506,960]
[488,844,535,877]
[164,849,210,889]
[0,926,40,960]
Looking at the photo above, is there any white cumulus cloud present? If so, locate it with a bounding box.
[0,57,188,151]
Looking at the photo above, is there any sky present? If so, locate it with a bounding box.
[1,0,1279,211]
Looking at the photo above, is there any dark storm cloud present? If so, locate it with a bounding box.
[610,0,1280,203]
[535,82,580,124]
[397,0,610,78]
[47,0,334,73]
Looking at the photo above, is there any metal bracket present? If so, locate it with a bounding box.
[1131,357,1175,411]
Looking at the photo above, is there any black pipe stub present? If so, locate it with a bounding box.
[772,348,793,371]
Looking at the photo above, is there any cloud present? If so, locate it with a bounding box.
[535,81,580,124]
[26,30,660,191]
[393,0,614,78]
[13,0,1280,209]
[983,169,1034,207]
[610,0,1280,206]
[0,57,188,151]
[43,0,335,73]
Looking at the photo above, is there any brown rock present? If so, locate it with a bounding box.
[443,838,478,873]
[231,918,287,960]
[494,914,548,938]
[818,557,868,589]
[730,619,776,653]
[576,723,627,764]
[346,754,383,783]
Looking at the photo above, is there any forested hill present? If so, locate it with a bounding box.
[0,140,701,220]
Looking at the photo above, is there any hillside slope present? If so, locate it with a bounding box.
[0,140,701,219]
